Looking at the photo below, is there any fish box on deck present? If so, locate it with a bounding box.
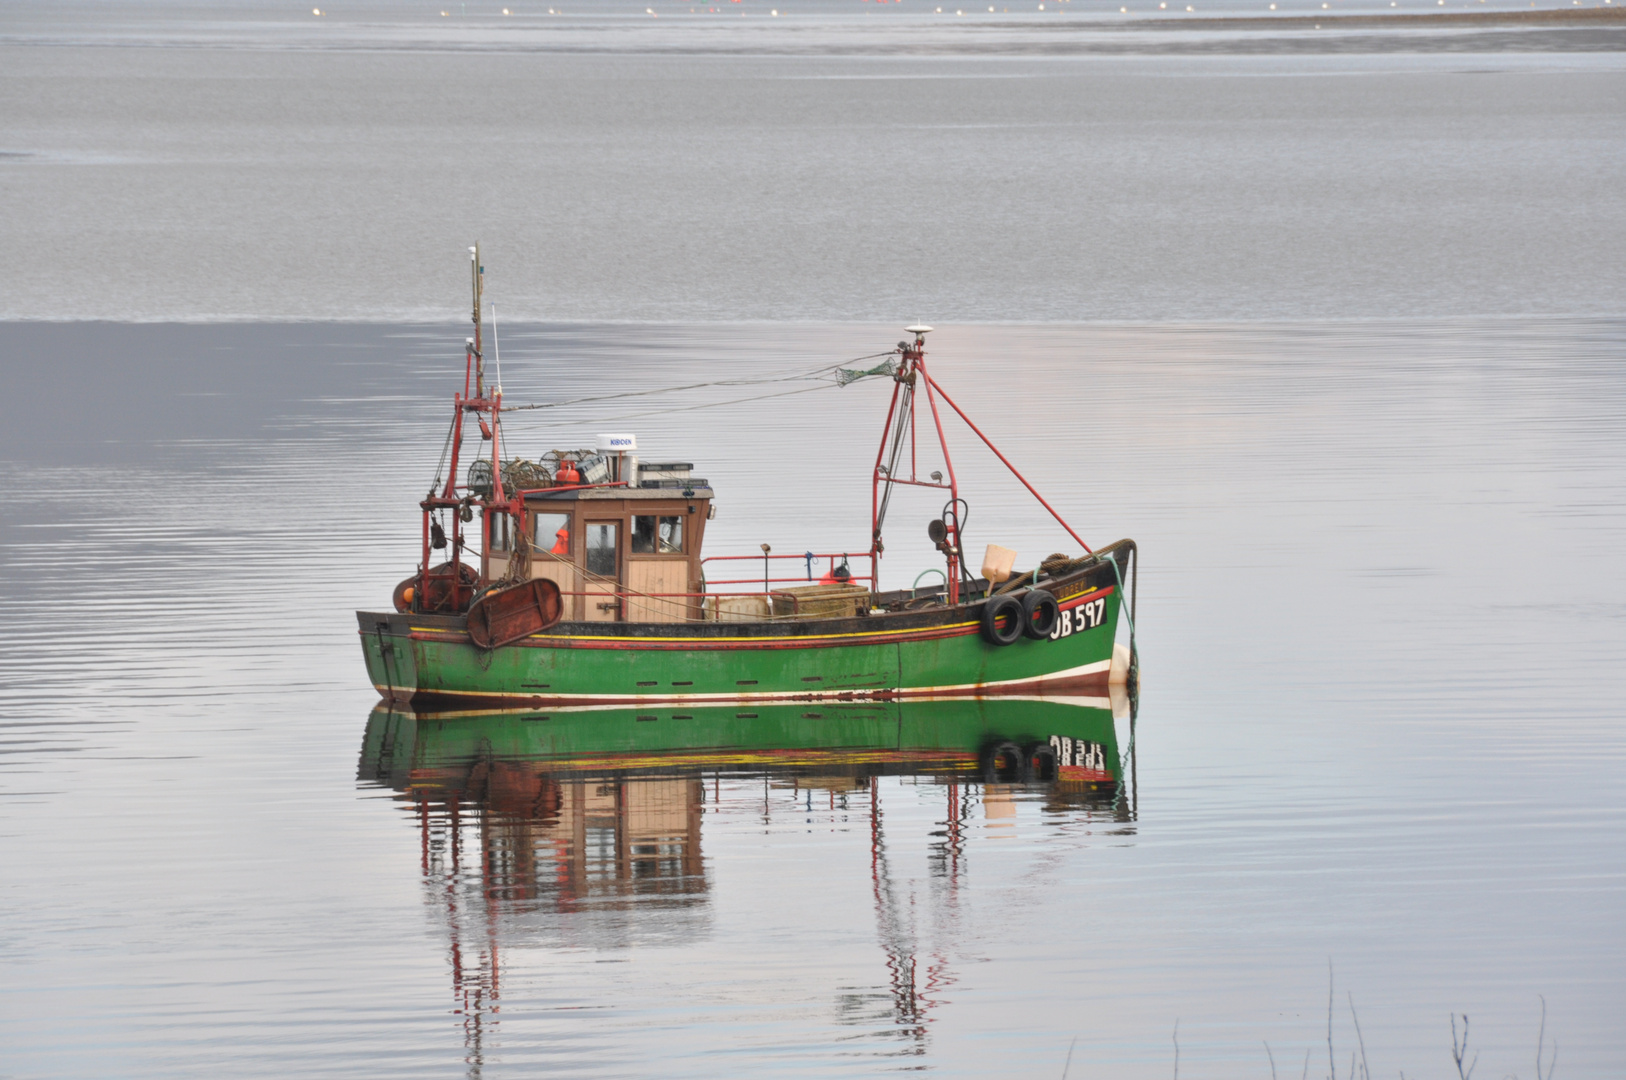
[771,583,870,619]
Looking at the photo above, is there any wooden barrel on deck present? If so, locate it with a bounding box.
[467,579,564,649]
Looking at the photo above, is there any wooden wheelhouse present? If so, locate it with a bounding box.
[483,477,713,625]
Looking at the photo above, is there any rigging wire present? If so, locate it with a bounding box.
[499,352,895,414]
[564,383,832,427]
[427,411,458,496]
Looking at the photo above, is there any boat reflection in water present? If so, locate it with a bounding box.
[357,694,1135,1068]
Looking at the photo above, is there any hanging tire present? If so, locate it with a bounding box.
[980,594,1024,646]
[985,741,1024,783]
[1021,589,1059,640]
[1025,741,1057,782]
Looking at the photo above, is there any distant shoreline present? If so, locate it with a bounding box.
[1127,5,1626,30]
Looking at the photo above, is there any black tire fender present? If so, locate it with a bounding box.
[1021,589,1059,640]
[985,741,1024,783]
[980,593,1024,646]
[1025,741,1057,782]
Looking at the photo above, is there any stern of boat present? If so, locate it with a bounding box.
[358,611,420,704]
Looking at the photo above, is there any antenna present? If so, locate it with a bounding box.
[469,244,485,398]
[491,303,502,396]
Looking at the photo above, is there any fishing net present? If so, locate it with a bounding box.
[836,359,898,387]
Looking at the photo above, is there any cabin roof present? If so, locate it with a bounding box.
[523,486,714,503]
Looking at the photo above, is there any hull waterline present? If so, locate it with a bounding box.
[360,580,1124,709]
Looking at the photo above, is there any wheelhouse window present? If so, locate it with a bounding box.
[632,515,684,554]
[585,522,618,577]
[532,512,571,557]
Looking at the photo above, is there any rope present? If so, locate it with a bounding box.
[501,352,895,414]
[1105,550,1137,672]
[570,383,830,426]
[427,412,458,497]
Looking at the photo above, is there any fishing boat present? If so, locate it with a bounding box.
[358,248,1138,709]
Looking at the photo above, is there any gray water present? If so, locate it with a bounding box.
[3,16,1625,323]
[2,5,1625,1079]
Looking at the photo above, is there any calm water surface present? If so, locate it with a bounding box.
[2,13,1624,322]
[3,2,1624,1074]
[1,317,1623,1077]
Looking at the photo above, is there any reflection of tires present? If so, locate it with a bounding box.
[985,741,1024,783]
[1026,741,1057,782]
[981,594,1024,645]
[1021,589,1059,639]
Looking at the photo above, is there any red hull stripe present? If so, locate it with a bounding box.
[400,586,1115,651]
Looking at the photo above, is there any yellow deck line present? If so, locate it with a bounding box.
[407,618,983,644]
[401,584,1113,645]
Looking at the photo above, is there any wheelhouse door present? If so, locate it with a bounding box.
[583,520,622,622]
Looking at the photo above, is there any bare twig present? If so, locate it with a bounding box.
[1451,1013,1478,1080]
[1173,1019,1180,1080]
[1265,1040,1278,1080]
[1328,961,1338,1080]
[1349,992,1371,1080]
[1061,1035,1077,1080]
[1536,995,1558,1080]
[1300,1047,1310,1080]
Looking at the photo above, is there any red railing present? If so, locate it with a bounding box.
[701,550,877,593]
[550,587,852,619]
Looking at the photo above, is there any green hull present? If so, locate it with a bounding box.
[358,695,1123,789]
[358,579,1124,708]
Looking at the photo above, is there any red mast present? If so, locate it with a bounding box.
[413,243,506,613]
[870,324,1092,606]
[870,326,962,601]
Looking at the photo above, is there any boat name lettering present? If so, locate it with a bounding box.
[1049,598,1106,639]
[1049,735,1106,772]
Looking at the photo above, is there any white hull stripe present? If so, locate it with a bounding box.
[386,691,1114,721]
[374,658,1111,707]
